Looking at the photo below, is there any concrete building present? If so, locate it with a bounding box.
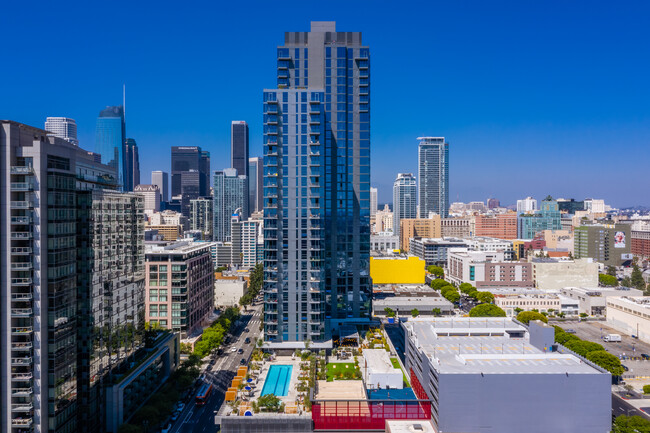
[362,349,403,390]
[607,296,650,342]
[189,197,213,239]
[516,196,537,214]
[409,237,469,266]
[584,198,606,214]
[465,236,514,256]
[149,210,186,228]
[44,116,78,145]
[370,255,426,285]
[213,168,247,242]
[374,204,394,234]
[151,170,169,203]
[418,137,449,218]
[494,294,562,316]
[263,22,372,344]
[399,215,441,252]
[370,233,399,253]
[393,173,417,237]
[370,186,378,217]
[231,211,263,269]
[248,156,263,214]
[134,184,161,216]
[441,216,473,238]
[214,277,248,307]
[404,317,611,433]
[575,222,633,266]
[146,224,181,241]
[447,249,534,289]
[559,287,643,316]
[372,296,454,317]
[517,197,562,239]
[474,212,518,239]
[145,241,214,337]
[531,258,599,291]
[487,198,500,209]
[631,220,650,259]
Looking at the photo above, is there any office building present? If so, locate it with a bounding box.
[557,198,585,214]
[532,257,599,291]
[584,198,606,214]
[134,184,161,216]
[151,170,169,203]
[418,137,448,218]
[1,120,146,433]
[263,21,371,344]
[517,197,561,240]
[399,215,442,252]
[248,156,263,214]
[404,318,611,433]
[486,198,500,209]
[574,222,632,267]
[95,105,126,189]
[607,297,650,344]
[441,216,473,238]
[474,212,518,239]
[189,197,213,239]
[409,237,469,266]
[632,220,650,259]
[44,116,78,145]
[213,168,247,242]
[494,293,562,316]
[149,210,187,228]
[517,196,537,214]
[559,286,643,316]
[231,121,249,178]
[393,173,417,237]
[214,277,249,307]
[171,146,210,198]
[370,186,378,217]
[370,233,399,252]
[123,138,140,191]
[144,241,214,337]
[374,204,393,234]
[447,249,534,288]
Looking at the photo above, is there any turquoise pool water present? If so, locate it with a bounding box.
[261,365,293,396]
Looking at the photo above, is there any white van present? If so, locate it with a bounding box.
[604,334,622,342]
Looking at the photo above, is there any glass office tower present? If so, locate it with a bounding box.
[95,106,126,189]
[263,22,371,344]
[418,137,449,218]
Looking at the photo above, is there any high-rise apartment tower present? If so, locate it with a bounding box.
[418,136,449,218]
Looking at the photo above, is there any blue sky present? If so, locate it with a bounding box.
[2,0,649,207]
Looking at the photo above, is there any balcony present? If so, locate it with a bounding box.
[10,232,32,240]
[11,247,32,255]
[11,403,33,412]
[11,373,33,381]
[11,417,33,427]
[309,98,321,105]
[11,387,33,397]
[11,293,33,301]
[12,342,33,351]
[11,182,33,191]
[10,166,33,175]
[10,201,32,209]
[11,216,32,224]
[11,278,32,286]
[11,308,33,317]
[12,357,32,366]
[11,327,33,335]
[309,116,320,124]
[11,263,33,271]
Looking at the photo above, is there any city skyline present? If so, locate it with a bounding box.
[3,1,649,207]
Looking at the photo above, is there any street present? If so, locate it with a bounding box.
[167,303,263,433]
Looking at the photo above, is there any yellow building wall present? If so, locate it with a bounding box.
[370,256,426,284]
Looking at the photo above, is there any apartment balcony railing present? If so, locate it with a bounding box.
[11,403,34,412]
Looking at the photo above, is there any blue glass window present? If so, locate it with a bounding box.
[304,48,308,58]
[295,48,300,59]
[278,48,289,58]
[337,47,346,57]
[326,47,331,57]
[283,93,288,102]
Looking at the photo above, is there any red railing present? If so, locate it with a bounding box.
[312,399,431,430]
[410,368,428,400]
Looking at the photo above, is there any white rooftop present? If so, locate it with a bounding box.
[363,349,400,375]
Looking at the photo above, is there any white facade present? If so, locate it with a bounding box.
[516,196,537,214]
[134,184,161,216]
[149,210,186,228]
[607,296,650,342]
[495,294,561,316]
[559,286,643,316]
[374,204,394,234]
[370,186,378,217]
[584,198,606,213]
[151,170,169,202]
[531,258,599,291]
[214,278,248,307]
[370,233,399,252]
[362,349,403,390]
[44,116,79,145]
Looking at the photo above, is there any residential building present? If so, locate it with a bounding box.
[374,204,393,233]
[486,198,500,209]
[494,294,561,316]
[631,220,650,259]
[44,116,78,145]
[149,210,187,228]
[474,212,518,239]
[531,257,599,291]
[134,184,161,216]
[409,237,469,266]
[189,197,213,239]
[248,156,263,214]
[95,105,126,189]
[213,168,247,242]
[418,137,449,218]
[123,138,140,191]
[1,120,145,433]
[370,233,399,252]
[151,170,169,203]
[370,186,378,217]
[516,196,537,214]
[230,209,263,269]
[447,249,534,288]
[144,241,214,337]
[393,173,417,237]
[212,242,233,267]
[468,201,486,212]
[441,216,473,238]
[559,287,643,316]
[607,296,650,343]
[574,222,632,266]
[370,255,426,285]
[399,215,442,252]
[404,318,611,433]
[517,196,561,239]
[146,225,181,241]
[262,21,371,344]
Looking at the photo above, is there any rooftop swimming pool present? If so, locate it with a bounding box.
[261,365,293,397]
[367,388,417,400]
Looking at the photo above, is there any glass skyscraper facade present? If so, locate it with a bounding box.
[393,173,417,237]
[213,168,247,242]
[263,22,371,344]
[418,136,449,218]
[517,197,562,239]
[95,106,126,189]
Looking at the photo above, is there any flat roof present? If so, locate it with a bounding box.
[404,318,602,375]
[386,420,437,433]
[363,349,401,375]
[145,241,212,254]
[373,297,453,307]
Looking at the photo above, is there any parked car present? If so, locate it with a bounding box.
[622,364,629,372]
[244,337,251,344]
[162,423,172,433]
[240,358,247,365]
[170,411,180,422]
[245,328,250,332]
[230,347,237,352]
[238,348,244,354]
[177,402,185,412]
[565,329,577,334]
[641,353,650,360]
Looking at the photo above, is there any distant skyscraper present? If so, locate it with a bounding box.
[200,150,210,196]
[393,173,417,236]
[95,105,126,188]
[263,21,371,344]
[124,138,140,191]
[44,116,78,145]
[189,197,214,239]
[213,168,247,242]
[487,198,500,209]
[418,136,449,218]
[248,157,263,213]
[370,187,378,217]
[171,146,210,217]
[231,121,249,178]
[517,196,538,214]
[151,170,169,202]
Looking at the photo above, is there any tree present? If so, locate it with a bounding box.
[384,307,396,318]
[427,265,444,278]
[442,290,460,303]
[643,385,650,395]
[432,308,442,316]
[555,331,578,345]
[431,279,452,291]
[599,273,618,287]
[469,304,506,317]
[516,311,548,325]
[476,291,495,304]
[607,266,617,276]
[411,308,420,317]
[631,264,646,291]
[564,339,604,357]
[613,415,650,433]
[458,283,476,294]
[258,394,282,412]
[586,350,625,376]
[621,277,632,287]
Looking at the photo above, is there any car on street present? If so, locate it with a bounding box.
[162,423,172,433]
[622,364,629,371]
[238,348,244,354]
[177,402,185,412]
[240,358,247,365]
[170,411,180,422]
[641,353,650,360]
[565,329,576,334]
[230,347,237,352]
[245,337,251,344]
[245,328,250,332]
